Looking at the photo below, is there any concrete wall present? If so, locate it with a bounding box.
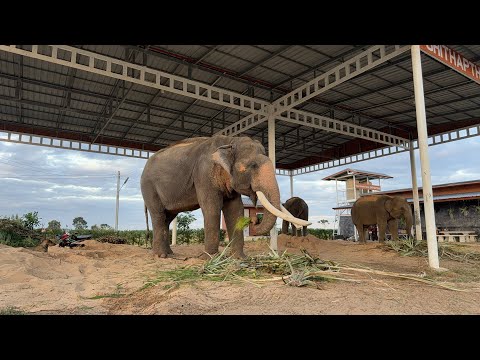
[420,199,480,235]
[339,215,355,238]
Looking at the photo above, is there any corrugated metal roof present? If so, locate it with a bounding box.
[0,44,478,170]
[323,168,393,181]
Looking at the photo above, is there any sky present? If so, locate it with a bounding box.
[1,136,479,231]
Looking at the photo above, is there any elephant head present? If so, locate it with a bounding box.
[385,196,413,237]
[212,136,308,235]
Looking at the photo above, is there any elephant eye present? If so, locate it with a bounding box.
[249,162,258,169]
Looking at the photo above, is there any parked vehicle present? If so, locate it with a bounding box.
[56,231,92,248]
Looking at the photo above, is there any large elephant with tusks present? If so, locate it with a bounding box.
[141,135,308,259]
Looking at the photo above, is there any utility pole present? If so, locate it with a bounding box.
[115,171,129,232]
[115,171,120,231]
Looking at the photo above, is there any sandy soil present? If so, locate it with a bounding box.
[1,235,480,315]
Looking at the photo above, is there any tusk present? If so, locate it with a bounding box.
[256,191,312,227]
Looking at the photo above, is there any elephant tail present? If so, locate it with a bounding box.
[144,203,150,246]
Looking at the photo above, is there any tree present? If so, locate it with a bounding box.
[47,220,62,231]
[177,212,196,232]
[72,217,88,230]
[91,224,100,230]
[100,224,112,230]
[22,211,41,230]
[319,219,329,229]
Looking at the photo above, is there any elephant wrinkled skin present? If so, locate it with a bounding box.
[140,135,284,259]
[281,197,309,236]
[351,194,413,243]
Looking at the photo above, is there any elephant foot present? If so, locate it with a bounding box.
[153,248,174,259]
[197,251,218,260]
[231,250,247,259]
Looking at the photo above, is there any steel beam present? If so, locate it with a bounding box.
[0,130,153,159]
[0,45,269,116]
[273,45,411,113]
[214,113,267,137]
[275,109,410,148]
[283,123,480,176]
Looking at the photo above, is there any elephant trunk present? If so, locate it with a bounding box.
[251,161,281,235]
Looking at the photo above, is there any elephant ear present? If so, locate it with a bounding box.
[212,144,235,178]
[384,198,394,217]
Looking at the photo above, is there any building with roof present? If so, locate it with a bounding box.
[332,179,480,239]
[221,196,266,239]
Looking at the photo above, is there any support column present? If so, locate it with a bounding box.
[115,171,120,232]
[353,174,357,241]
[289,174,294,198]
[268,109,278,251]
[171,216,177,245]
[411,45,440,269]
[409,142,423,241]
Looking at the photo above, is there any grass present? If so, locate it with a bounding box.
[0,306,26,315]
[87,283,126,300]
[382,238,480,264]
[235,217,252,231]
[139,243,469,293]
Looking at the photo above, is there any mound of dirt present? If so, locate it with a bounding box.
[1,238,480,315]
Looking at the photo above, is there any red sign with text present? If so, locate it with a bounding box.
[420,45,480,84]
[355,183,381,191]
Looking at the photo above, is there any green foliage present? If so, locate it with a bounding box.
[47,220,62,231]
[177,212,195,232]
[318,219,329,228]
[0,306,26,315]
[72,216,88,230]
[308,228,333,240]
[0,217,41,247]
[448,207,455,220]
[91,224,111,230]
[22,211,41,230]
[460,206,469,217]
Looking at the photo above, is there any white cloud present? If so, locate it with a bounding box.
[1,136,480,230]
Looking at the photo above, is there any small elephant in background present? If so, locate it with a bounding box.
[351,194,413,243]
[281,197,309,236]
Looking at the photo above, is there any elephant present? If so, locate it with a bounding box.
[281,197,309,236]
[351,194,413,244]
[140,135,308,259]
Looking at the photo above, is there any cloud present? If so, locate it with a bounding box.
[1,136,479,230]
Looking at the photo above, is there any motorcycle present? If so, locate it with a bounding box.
[56,231,92,248]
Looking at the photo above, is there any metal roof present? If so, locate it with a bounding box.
[322,168,393,181]
[0,45,479,170]
[376,179,480,194]
[241,195,264,208]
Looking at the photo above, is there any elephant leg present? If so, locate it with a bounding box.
[200,206,222,257]
[356,224,366,244]
[388,219,399,241]
[150,211,172,258]
[377,221,387,243]
[282,220,289,235]
[164,212,176,254]
[223,196,246,259]
[291,224,297,236]
[302,226,307,237]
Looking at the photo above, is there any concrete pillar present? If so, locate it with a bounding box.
[411,45,440,269]
[409,142,423,241]
[171,216,177,245]
[268,111,277,250]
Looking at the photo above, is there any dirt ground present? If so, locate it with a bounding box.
[1,235,480,315]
